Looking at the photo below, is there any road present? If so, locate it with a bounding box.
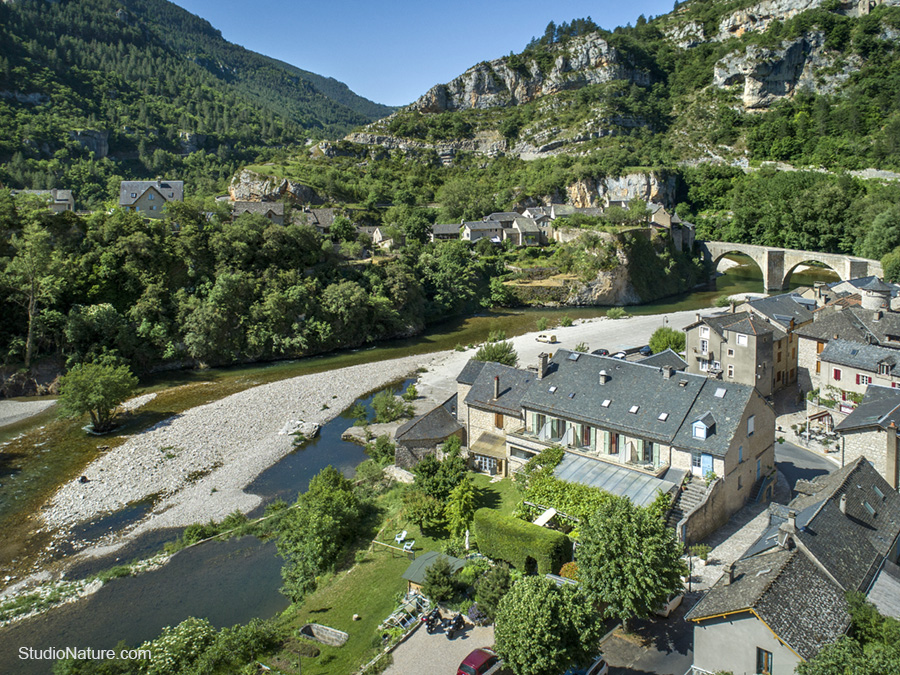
[775,440,838,496]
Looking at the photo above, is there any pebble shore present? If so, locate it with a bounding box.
[42,353,447,553]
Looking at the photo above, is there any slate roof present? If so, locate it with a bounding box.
[119,180,183,205]
[637,348,688,371]
[828,276,899,297]
[867,560,900,619]
[819,339,900,376]
[519,350,754,457]
[456,360,487,386]
[685,311,785,340]
[232,201,284,216]
[11,188,74,205]
[743,292,815,330]
[690,458,900,659]
[463,221,502,232]
[464,362,534,416]
[432,223,461,236]
[513,217,541,234]
[795,307,900,347]
[395,397,463,445]
[301,208,337,229]
[835,385,900,432]
[485,212,520,223]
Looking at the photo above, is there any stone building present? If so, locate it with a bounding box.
[688,458,900,675]
[683,311,783,397]
[10,188,75,213]
[835,385,900,489]
[231,201,285,225]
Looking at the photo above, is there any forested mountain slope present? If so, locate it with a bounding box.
[0,0,391,206]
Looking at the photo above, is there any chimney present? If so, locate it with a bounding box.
[537,353,549,380]
[876,310,883,321]
[696,313,701,323]
[787,509,797,531]
[731,301,736,314]
[840,493,847,515]
[599,370,609,385]
[724,563,734,585]
[493,375,500,400]
[662,365,674,379]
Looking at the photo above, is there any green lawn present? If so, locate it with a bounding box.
[268,476,523,674]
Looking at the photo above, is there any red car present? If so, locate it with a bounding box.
[457,648,499,675]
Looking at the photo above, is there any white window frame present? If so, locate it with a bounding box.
[699,326,710,338]
[727,364,735,378]
[727,348,735,357]
[700,339,709,354]
[748,415,755,436]
[736,334,748,347]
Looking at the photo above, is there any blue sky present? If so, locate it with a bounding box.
[171,0,676,107]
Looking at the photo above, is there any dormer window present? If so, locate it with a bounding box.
[130,192,137,198]
[693,413,715,439]
[692,421,707,439]
[880,362,891,376]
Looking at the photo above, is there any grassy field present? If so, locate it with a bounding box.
[268,476,523,674]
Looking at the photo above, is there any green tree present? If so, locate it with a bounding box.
[882,246,900,282]
[421,556,458,602]
[371,388,413,423]
[330,215,355,242]
[473,340,518,366]
[578,495,686,630]
[648,326,686,354]
[446,473,477,537]
[57,362,138,432]
[494,576,602,675]
[474,563,512,620]
[403,488,444,529]
[2,221,62,367]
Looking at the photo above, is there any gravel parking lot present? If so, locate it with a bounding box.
[384,619,495,675]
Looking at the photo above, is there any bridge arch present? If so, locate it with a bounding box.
[781,259,841,289]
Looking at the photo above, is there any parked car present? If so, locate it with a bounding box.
[535,333,557,343]
[591,348,609,356]
[639,345,652,356]
[458,648,499,675]
[613,351,626,359]
[564,655,609,675]
[654,590,685,618]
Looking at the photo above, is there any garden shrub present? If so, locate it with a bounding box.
[472,508,571,574]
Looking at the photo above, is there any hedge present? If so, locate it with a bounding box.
[472,508,571,575]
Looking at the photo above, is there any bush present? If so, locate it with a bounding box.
[648,326,686,354]
[422,557,458,602]
[574,341,589,353]
[475,563,512,620]
[606,307,628,319]
[468,602,489,626]
[372,388,413,423]
[559,562,579,580]
[560,315,573,327]
[537,316,549,331]
[366,434,396,465]
[473,340,518,366]
[714,294,732,307]
[689,543,711,561]
[401,383,418,401]
[471,508,571,575]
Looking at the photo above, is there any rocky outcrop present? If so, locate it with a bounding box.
[68,129,109,158]
[713,32,860,108]
[228,169,322,204]
[410,33,651,113]
[664,21,706,48]
[178,131,207,154]
[0,90,49,105]
[343,131,510,164]
[566,248,642,305]
[601,173,677,206]
[716,0,824,40]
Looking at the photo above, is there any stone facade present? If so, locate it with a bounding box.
[839,427,900,490]
[685,316,777,397]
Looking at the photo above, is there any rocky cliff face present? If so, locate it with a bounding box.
[713,32,860,108]
[410,33,651,113]
[228,169,322,204]
[68,129,109,158]
[715,0,825,40]
[566,251,642,305]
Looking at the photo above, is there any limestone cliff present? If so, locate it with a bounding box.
[713,31,861,108]
[228,169,322,204]
[410,33,651,113]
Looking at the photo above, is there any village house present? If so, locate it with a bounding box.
[835,385,900,489]
[231,200,284,225]
[461,221,502,243]
[458,350,775,540]
[687,458,900,675]
[802,276,900,311]
[119,179,184,218]
[10,188,75,213]
[296,207,336,236]
[683,311,783,397]
[393,395,464,468]
[431,223,460,241]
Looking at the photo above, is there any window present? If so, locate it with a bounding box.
[748,415,755,436]
[757,647,773,674]
[727,364,735,379]
[129,192,137,198]
[700,339,709,354]
[610,433,619,455]
[777,352,782,363]
[691,453,701,468]
[776,371,782,383]
[738,475,743,490]
[817,341,825,354]
[727,348,735,357]
[494,413,504,429]
[700,326,710,338]
[833,368,842,381]
[149,205,156,210]
[880,363,891,376]
[739,445,743,463]
[736,334,748,346]
[816,361,821,374]
[857,374,871,386]
[692,421,707,439]
[699,359,709,372]
[510,446,536,460]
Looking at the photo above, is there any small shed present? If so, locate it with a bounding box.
[401,551,466,594]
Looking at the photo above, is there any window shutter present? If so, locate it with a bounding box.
[856,373,861,385]
[834,368,841,381]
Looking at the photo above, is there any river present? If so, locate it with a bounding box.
[0,256,838,673]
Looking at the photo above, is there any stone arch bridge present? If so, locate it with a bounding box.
[700,241,884,291]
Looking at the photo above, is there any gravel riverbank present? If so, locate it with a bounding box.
[42,353,446,557]
[0,399,56,428]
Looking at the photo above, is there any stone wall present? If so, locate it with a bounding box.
[841,427,899,489]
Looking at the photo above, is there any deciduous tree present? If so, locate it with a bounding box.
[57,362,138,432]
